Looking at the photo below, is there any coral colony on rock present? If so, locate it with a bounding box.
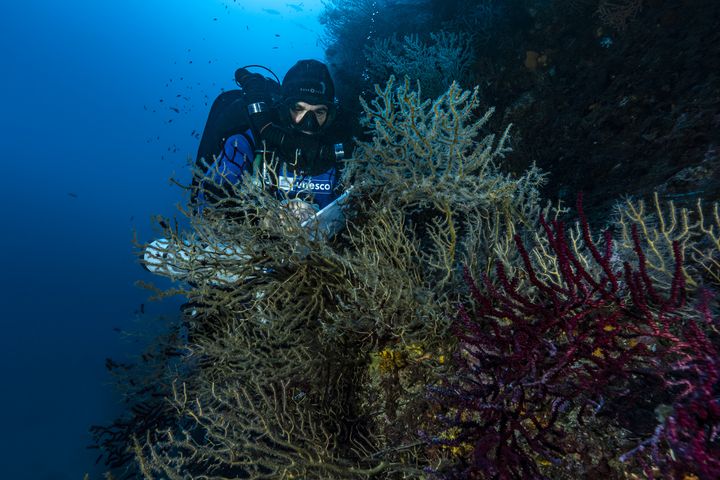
[92,0,720,478]
[96,76,720,480]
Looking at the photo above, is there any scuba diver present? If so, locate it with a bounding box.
[143,60,353,283]
[194,59,351,213]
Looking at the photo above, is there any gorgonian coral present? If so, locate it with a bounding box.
[128,76,547,479]
[365,31,475,98]
[430,196,719,479]
[621,288,720,479]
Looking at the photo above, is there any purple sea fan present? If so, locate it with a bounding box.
[429,196,688,479]
[647,290,720,479]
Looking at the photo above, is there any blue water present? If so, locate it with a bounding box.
[0,1,325,477]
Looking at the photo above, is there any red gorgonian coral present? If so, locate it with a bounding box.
[429,196,719,479]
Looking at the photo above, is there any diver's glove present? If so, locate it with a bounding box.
[260,124,337,175]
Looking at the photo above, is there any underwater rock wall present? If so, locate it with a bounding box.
[323,0,720,220]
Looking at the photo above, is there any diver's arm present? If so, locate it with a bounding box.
[195,93,250,171]
[194,131,255,208]
[210,131,255,183]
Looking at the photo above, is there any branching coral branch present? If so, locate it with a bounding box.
[615,192,720,290]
